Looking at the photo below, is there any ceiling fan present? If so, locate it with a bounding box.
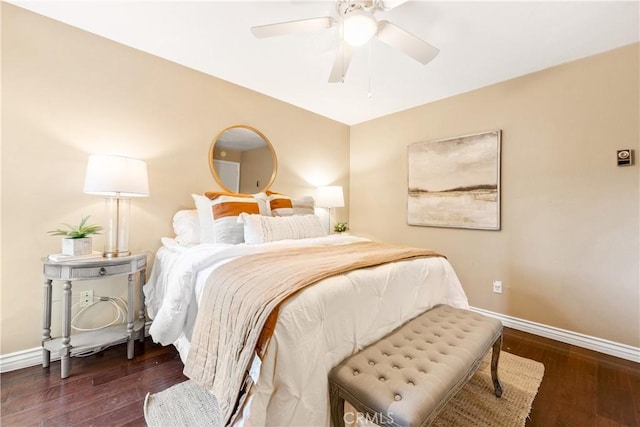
[251,0,439,83]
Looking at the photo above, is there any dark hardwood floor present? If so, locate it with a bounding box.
[1,340,187,426]
[502,328,640,427]
[1,328,638,426]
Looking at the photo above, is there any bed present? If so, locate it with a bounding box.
[144,193,469,427]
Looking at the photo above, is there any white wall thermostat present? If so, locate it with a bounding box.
[617,149,633,166]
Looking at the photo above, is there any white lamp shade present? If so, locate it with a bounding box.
[84,154,149,197]
[316,186,344,208]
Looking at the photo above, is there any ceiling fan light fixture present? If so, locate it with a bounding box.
[342,9,377,46]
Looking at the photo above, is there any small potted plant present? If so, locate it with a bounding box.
[48,215,103,256]
[334,221,349,234]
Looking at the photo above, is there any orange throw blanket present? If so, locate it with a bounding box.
[184,241,444,425]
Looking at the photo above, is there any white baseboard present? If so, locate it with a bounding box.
[1,315,638,373]
[0,347,59,373]
[470,306,640,363]
[0,321,154,373]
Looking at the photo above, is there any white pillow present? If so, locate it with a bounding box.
[192,194,216,243]
[268,193,294,216]
[204,192,263,244]
[252,192,272,216]
[172,210,200,246]
[292,196,315,216]
[193,192,271,244]
[269,193,316,216]
[239,213,327,244]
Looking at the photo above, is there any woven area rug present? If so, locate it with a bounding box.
[144,351,544,427]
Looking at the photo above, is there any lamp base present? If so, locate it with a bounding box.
[103,250,131,258]
[105,197,131,258]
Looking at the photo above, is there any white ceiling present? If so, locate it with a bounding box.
[9,1,640,125]
[217,126,268,151]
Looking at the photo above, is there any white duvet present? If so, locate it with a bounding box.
[144,235,469,427]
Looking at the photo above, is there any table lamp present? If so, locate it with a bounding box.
[315,185,344,234]
[83,154,149,257]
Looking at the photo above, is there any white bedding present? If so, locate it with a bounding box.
[144,235,469,426]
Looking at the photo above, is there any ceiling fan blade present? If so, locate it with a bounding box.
[378,0,410,10]
[251,17,335,38]
[328,43,354,83]
[376,20,439,65]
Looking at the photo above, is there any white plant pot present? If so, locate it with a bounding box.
[62,237,92,256]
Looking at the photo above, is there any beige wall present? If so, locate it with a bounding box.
[2,3,637,357]
[1,4,350,354]
[350,44,640,347]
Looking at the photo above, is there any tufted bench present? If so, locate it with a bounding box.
[329,304,503,427]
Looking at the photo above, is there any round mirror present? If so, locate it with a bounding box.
[209,125,277,193]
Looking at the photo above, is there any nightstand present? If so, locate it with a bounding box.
[41,252,148,378]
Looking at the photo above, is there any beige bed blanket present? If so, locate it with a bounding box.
[184,241,444,425]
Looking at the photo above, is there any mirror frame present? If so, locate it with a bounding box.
[209,125,278,193]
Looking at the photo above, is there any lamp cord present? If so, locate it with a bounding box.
[71,296,128,332]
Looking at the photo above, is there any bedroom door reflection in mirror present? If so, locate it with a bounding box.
[209,125,277,193]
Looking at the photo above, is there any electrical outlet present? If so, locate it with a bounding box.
[80,290,94,307]
[492,280,503,294]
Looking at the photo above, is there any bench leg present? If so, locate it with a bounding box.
[491,333,503,397]
[330,384,346,427]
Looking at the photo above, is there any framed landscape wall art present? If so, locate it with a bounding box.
[408,130,501,230]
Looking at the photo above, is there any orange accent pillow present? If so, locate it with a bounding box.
[196,193,263,244]
[269,193,294,216]
[204,191,253,200]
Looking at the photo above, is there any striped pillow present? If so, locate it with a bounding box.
[268,192,315,217]
[268,192,294,217]
[239,213,327,244]
[204,192,263,244]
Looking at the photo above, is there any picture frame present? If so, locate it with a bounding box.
[407,130,501,230]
